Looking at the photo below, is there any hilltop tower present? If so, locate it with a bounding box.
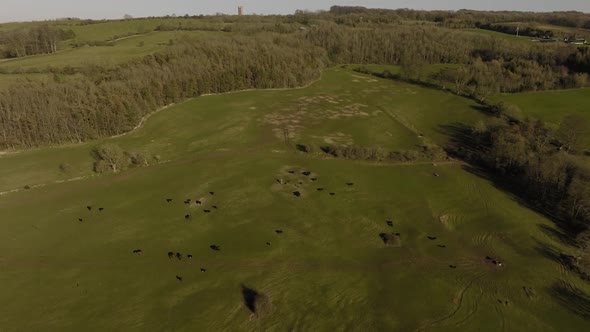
[238,6,244,16]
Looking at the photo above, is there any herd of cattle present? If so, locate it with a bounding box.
[76,168,503,283]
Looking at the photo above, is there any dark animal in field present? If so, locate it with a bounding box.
[302,171,311,176]
[99,208,104,212]
[196,200,202,205]
[87,206,92,211]
[486,256,493,261]
[449,265,457,269]
[394,233,401,236]
[168,251,174,259]
[176,276,183,281]
[184,199,191,204]
[133,249,143,255]
[210,245,221,251]
[187,254,193,259]
[433,173,440,177]
[204,210,211,213]
[288,170,295,174]
[317,188,324,191]
[209,192,215,195]
[329,192,336,196]
[212,206,218,209]
[346,183,354,186]
[266,242,271,246]
[311,178,317,181]
[166,198,173,203]
[201,268,207,272]
[379,233,401,247]
[78,218,83,222]
[176,252,182,260]
[185,214,191,220]
[275,230,283,234]
[437,245,447,248]
[427,236,437,240]
[293,191,301,197]
[386,221,393,227]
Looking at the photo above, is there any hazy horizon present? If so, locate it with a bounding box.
[1,0,590,23]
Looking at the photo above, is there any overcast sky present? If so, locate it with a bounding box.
[2,0,590,23]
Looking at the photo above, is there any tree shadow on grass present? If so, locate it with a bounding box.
[551,280,590,320]
[241,284,272,317]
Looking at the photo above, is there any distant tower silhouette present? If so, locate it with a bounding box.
[238,6,244,16]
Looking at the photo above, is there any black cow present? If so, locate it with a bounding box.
[311,178,318,181]
[87,206,92,211]
[346,183,354,186]
[196,200,202,205]
[212,206,218,209]
[184,199,191,205]
[204,210,211,213]
[293,191,301,197]
[394,233,401,236]
[185,214,191,220]
[329,192,336,196]
[99,208,104,212]
[166,198,173,203]
[168,252,174,259]
[288,170,295,174]
[386,221,393,227]
[438,245,447,248]
[317,188,324,191]
[209,192,215,195]
[78,218,83,222]
[176,275,183,281]
[266,242,271,246]
[449,265,457,269]
[427,236,437,240]
[210,245,220,251]
[302,171,311,176]
[200,268,207,272]
[187,254,193,259]
[176,252,182,260]
[275,230,283,234]
[133,249,143,255]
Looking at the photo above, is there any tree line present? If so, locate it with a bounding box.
[0,25,75,58]
[0,34,326,148]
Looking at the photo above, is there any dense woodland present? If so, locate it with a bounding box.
[0,25,74,58]
[0,8,588,148]
[0,34,325,148]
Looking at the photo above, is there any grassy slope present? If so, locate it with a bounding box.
[496,88,590,126]
[463,28,534,43]
[0,69,483,193]
[0,68,589,331]
[0,31,218,70]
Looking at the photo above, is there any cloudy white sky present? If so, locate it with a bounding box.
[1,0,589,23]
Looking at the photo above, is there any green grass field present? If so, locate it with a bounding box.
[463,28,535,44]
[496,88,590,125]
[0,31,219,71]
[1,68,589,331]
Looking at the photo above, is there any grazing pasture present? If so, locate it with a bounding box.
[496,88,590,125]
[0,68,589,330]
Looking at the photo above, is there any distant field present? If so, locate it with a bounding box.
[1,68,589,330]
[0,30,220,71]
[462,28,534,43]
[496,88,590,125]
